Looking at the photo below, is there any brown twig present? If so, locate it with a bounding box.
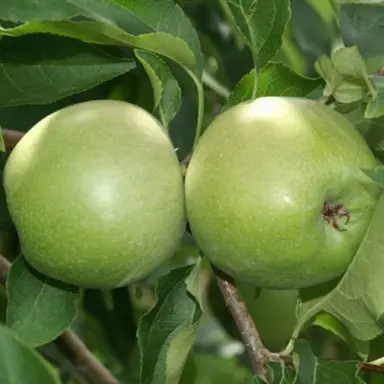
[54,331,119,384]
[0,254,120,384]
[2,129,25,152]
[212,266,273,382]
[0,253,10,282]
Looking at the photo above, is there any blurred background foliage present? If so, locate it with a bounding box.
[1,0,383,383]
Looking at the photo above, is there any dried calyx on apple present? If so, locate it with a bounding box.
[322,202,350,231]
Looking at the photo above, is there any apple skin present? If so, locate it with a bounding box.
[186,97,381,289]
[3,100,186,289]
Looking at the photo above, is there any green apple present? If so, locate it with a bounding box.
[208,278,298,352]
[237,284,298,352]
[186,97,381,289]
[3,100,186,289]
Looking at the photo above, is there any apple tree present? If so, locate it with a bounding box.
[1,1,384,384]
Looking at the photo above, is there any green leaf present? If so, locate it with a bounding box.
[6,256,80,347]
[334,101,374,138]
[82,287,137,366]
[134,50,182,130]
[362,165,384,186]
[0,0,205,148]
[225,70,255,109]
[333,46,373,87]
[341,3,384,58]
[138,263,203,384]
[1,0,203,76]
[315,46,375,103]
[225,0,291,68]
[290,0,334,63]
[296,192,384,342]
[339,1,384,4]
[0,34,135,107]
[312,312,370,360]
[0,0,80,22]
[315,56,345,99]
[368,333,384,361]
[180,354,253,384]
[68,0,203,72]
[266,361,297,383]
[225,63,323,110]
[0,324,61,384]
[365,75,384,118]
[293,340,365,383]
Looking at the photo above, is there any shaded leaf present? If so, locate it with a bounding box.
[0,0,80,22]
[0,324,60,384]
[225,0,291,68]
[341,3,384,58]
[6,256,80,347]
[169,95,198,161]
[365,75,384,118]
[312,312,370,360]
[252,362,297,383]
[269,361,297,383]
[82,287,137,366]
[0,34,135,107]
[138,263,202,384]
[339,1,384,4]
[67,0,203,73]
[290,0,334,63]
[180,353,253,384]
[225,63,322,110]
[362,165,384,186]
[334,101,374,138]
[293,340,365,383]
[134,50,182,129]
[1,0,203,76]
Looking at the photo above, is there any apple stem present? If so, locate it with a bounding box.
[0,255,120,384]
[1,128,24,152]
[212,265,275,383]
[180,153,192,178]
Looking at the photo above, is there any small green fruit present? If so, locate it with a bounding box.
[186,97,381,289]
[238,283,298,352]
[208,279,298,352]
[4,100,186,289]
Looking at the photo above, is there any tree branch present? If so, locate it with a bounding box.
[54,330,119,384]
[0,253,10,283]
[0,254,120,384]
[212,264,384,379]
[212,266,273,382]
